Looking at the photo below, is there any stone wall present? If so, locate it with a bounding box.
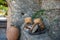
[6,0,60,40]
[41,0,60,10]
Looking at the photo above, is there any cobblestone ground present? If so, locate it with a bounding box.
[0,28,6,40]
[0,21,7,40]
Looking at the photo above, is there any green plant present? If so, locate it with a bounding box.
[0,0,6,5]
[0,5,8,11]
[32,9,45,19]
[0,0,8,16]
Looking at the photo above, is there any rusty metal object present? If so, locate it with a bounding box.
[31,24,38,33]
[34,18,42,24]
[24,17,32,24]
[24,18,45,33]
[24,17,32,31]
[24,24,31,30]
[33,18,45,31]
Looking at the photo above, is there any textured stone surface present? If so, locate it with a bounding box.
[41,10,60,40]
[0,21,7,40]
[6,0,60,40]
[41,0,60,10]
[0,28,6,40]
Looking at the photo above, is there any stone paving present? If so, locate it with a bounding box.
[0,28,6,40]
[0,21,7,40]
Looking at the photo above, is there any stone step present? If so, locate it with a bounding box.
[0,21,7,28]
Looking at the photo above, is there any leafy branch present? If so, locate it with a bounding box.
[0,0,8,16]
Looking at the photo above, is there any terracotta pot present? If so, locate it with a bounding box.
[6,27,19,40]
